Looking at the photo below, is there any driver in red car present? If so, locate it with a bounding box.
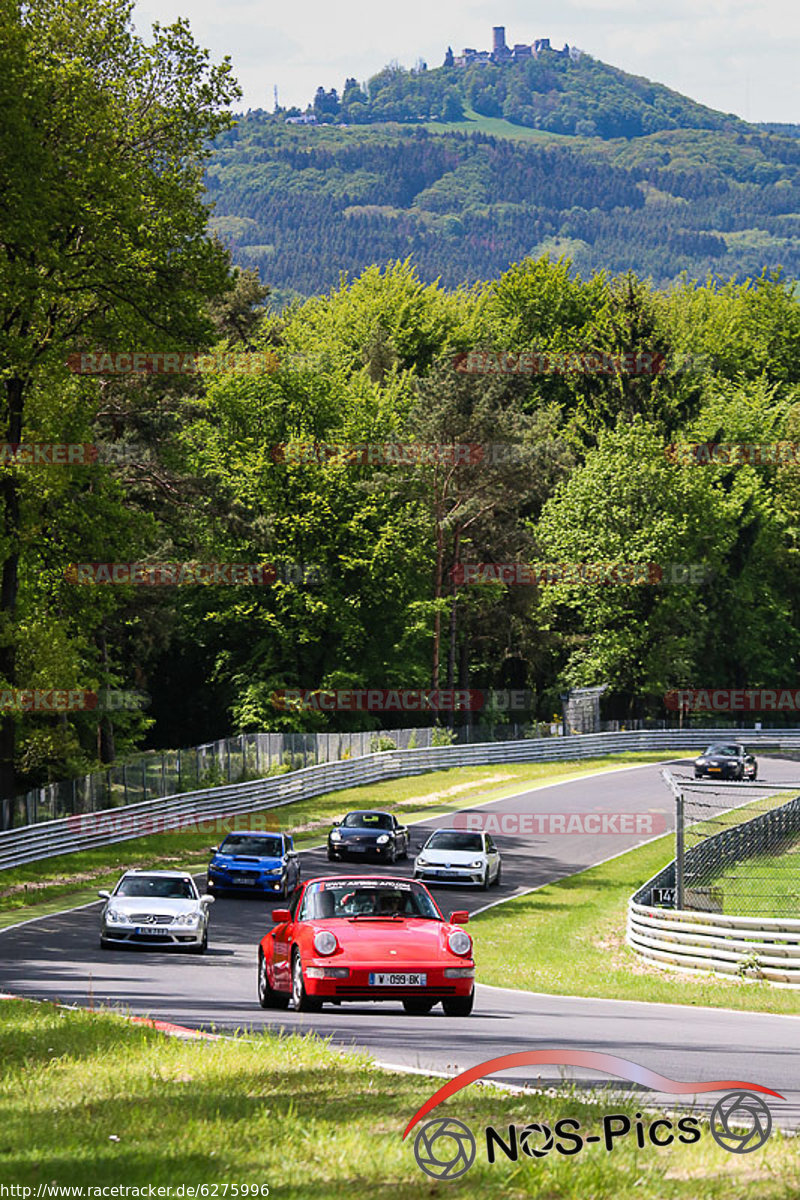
[340,889,376,914]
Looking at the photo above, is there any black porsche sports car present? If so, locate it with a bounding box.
[693,743,757,780]
[327,810,411,863]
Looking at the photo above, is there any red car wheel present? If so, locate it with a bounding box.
[258,949,289,1010]
[291,950,323,1013]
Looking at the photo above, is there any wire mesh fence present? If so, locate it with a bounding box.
[2,721,550,831]
[670,775,800,917]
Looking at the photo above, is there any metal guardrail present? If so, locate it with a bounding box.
[7,722,799,834]
[627,902,800,986]
[3,726,511,832]
[4,727,800,873]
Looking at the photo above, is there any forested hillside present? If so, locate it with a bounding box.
[304,52,749,138]
[207,118,800,295]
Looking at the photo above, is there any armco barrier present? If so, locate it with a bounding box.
[627,792,800,986]
[627,903,800,985]
[3,727,800,872]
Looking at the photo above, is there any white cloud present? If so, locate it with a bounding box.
[132,0,799,121]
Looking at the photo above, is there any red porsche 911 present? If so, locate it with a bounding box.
[257,875,475,1015]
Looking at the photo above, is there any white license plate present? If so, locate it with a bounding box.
[369,972,427,987]
[235,878,257,885]
[135,927,170,936]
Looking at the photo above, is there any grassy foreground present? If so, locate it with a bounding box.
[471,833,800,1015]
[1,998,797,1199]
[0,753,678,928]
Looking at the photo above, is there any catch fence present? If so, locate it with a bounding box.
[1,723,547,832]
[672,774,800,918]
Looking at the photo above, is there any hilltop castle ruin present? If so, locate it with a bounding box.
[447,26,582,68]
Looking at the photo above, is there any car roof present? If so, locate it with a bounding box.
[426,827,484,835]
[122,869,196,879]
[221,830,284,838]
[343,809,393,816]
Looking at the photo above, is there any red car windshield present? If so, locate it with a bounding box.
[299,881,440,920]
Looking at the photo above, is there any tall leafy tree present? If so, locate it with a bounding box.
[0,0,239,796]
[532,418,796,707]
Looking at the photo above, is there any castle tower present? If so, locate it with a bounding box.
[492,26,507,53]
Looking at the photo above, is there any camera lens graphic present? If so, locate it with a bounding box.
[710,1091,773,1153]
[519,1121,554,1158]
[413,1117,477,1179]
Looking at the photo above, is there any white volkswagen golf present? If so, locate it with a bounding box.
[413,828,502,890]
[98,869,214,953]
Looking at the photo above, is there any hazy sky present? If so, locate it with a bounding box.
[133,0,799,124]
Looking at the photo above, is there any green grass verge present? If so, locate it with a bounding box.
[471,834,800,1015]
[1,998,796,1198]
[0,753,679,929]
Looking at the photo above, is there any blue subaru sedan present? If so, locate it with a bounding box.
[207,832,301,898]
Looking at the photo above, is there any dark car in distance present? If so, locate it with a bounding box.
[693,743,758,780]
[327,810,411,863]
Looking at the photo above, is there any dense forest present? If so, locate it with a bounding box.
[207,118,800,295]
[3,1,800,798]
[6,244,800,792]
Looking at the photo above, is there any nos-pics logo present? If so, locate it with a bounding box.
[403,1050,781,1180]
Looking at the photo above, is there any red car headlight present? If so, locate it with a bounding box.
[448,930,472,956]
[313,929,338,956]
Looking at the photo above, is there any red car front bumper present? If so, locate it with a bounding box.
[301,961,474,1000]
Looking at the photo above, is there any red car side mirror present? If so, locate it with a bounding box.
[449,910,469,924]
[271,909,291,923]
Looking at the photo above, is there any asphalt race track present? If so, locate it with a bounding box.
[2,758,799,1129]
